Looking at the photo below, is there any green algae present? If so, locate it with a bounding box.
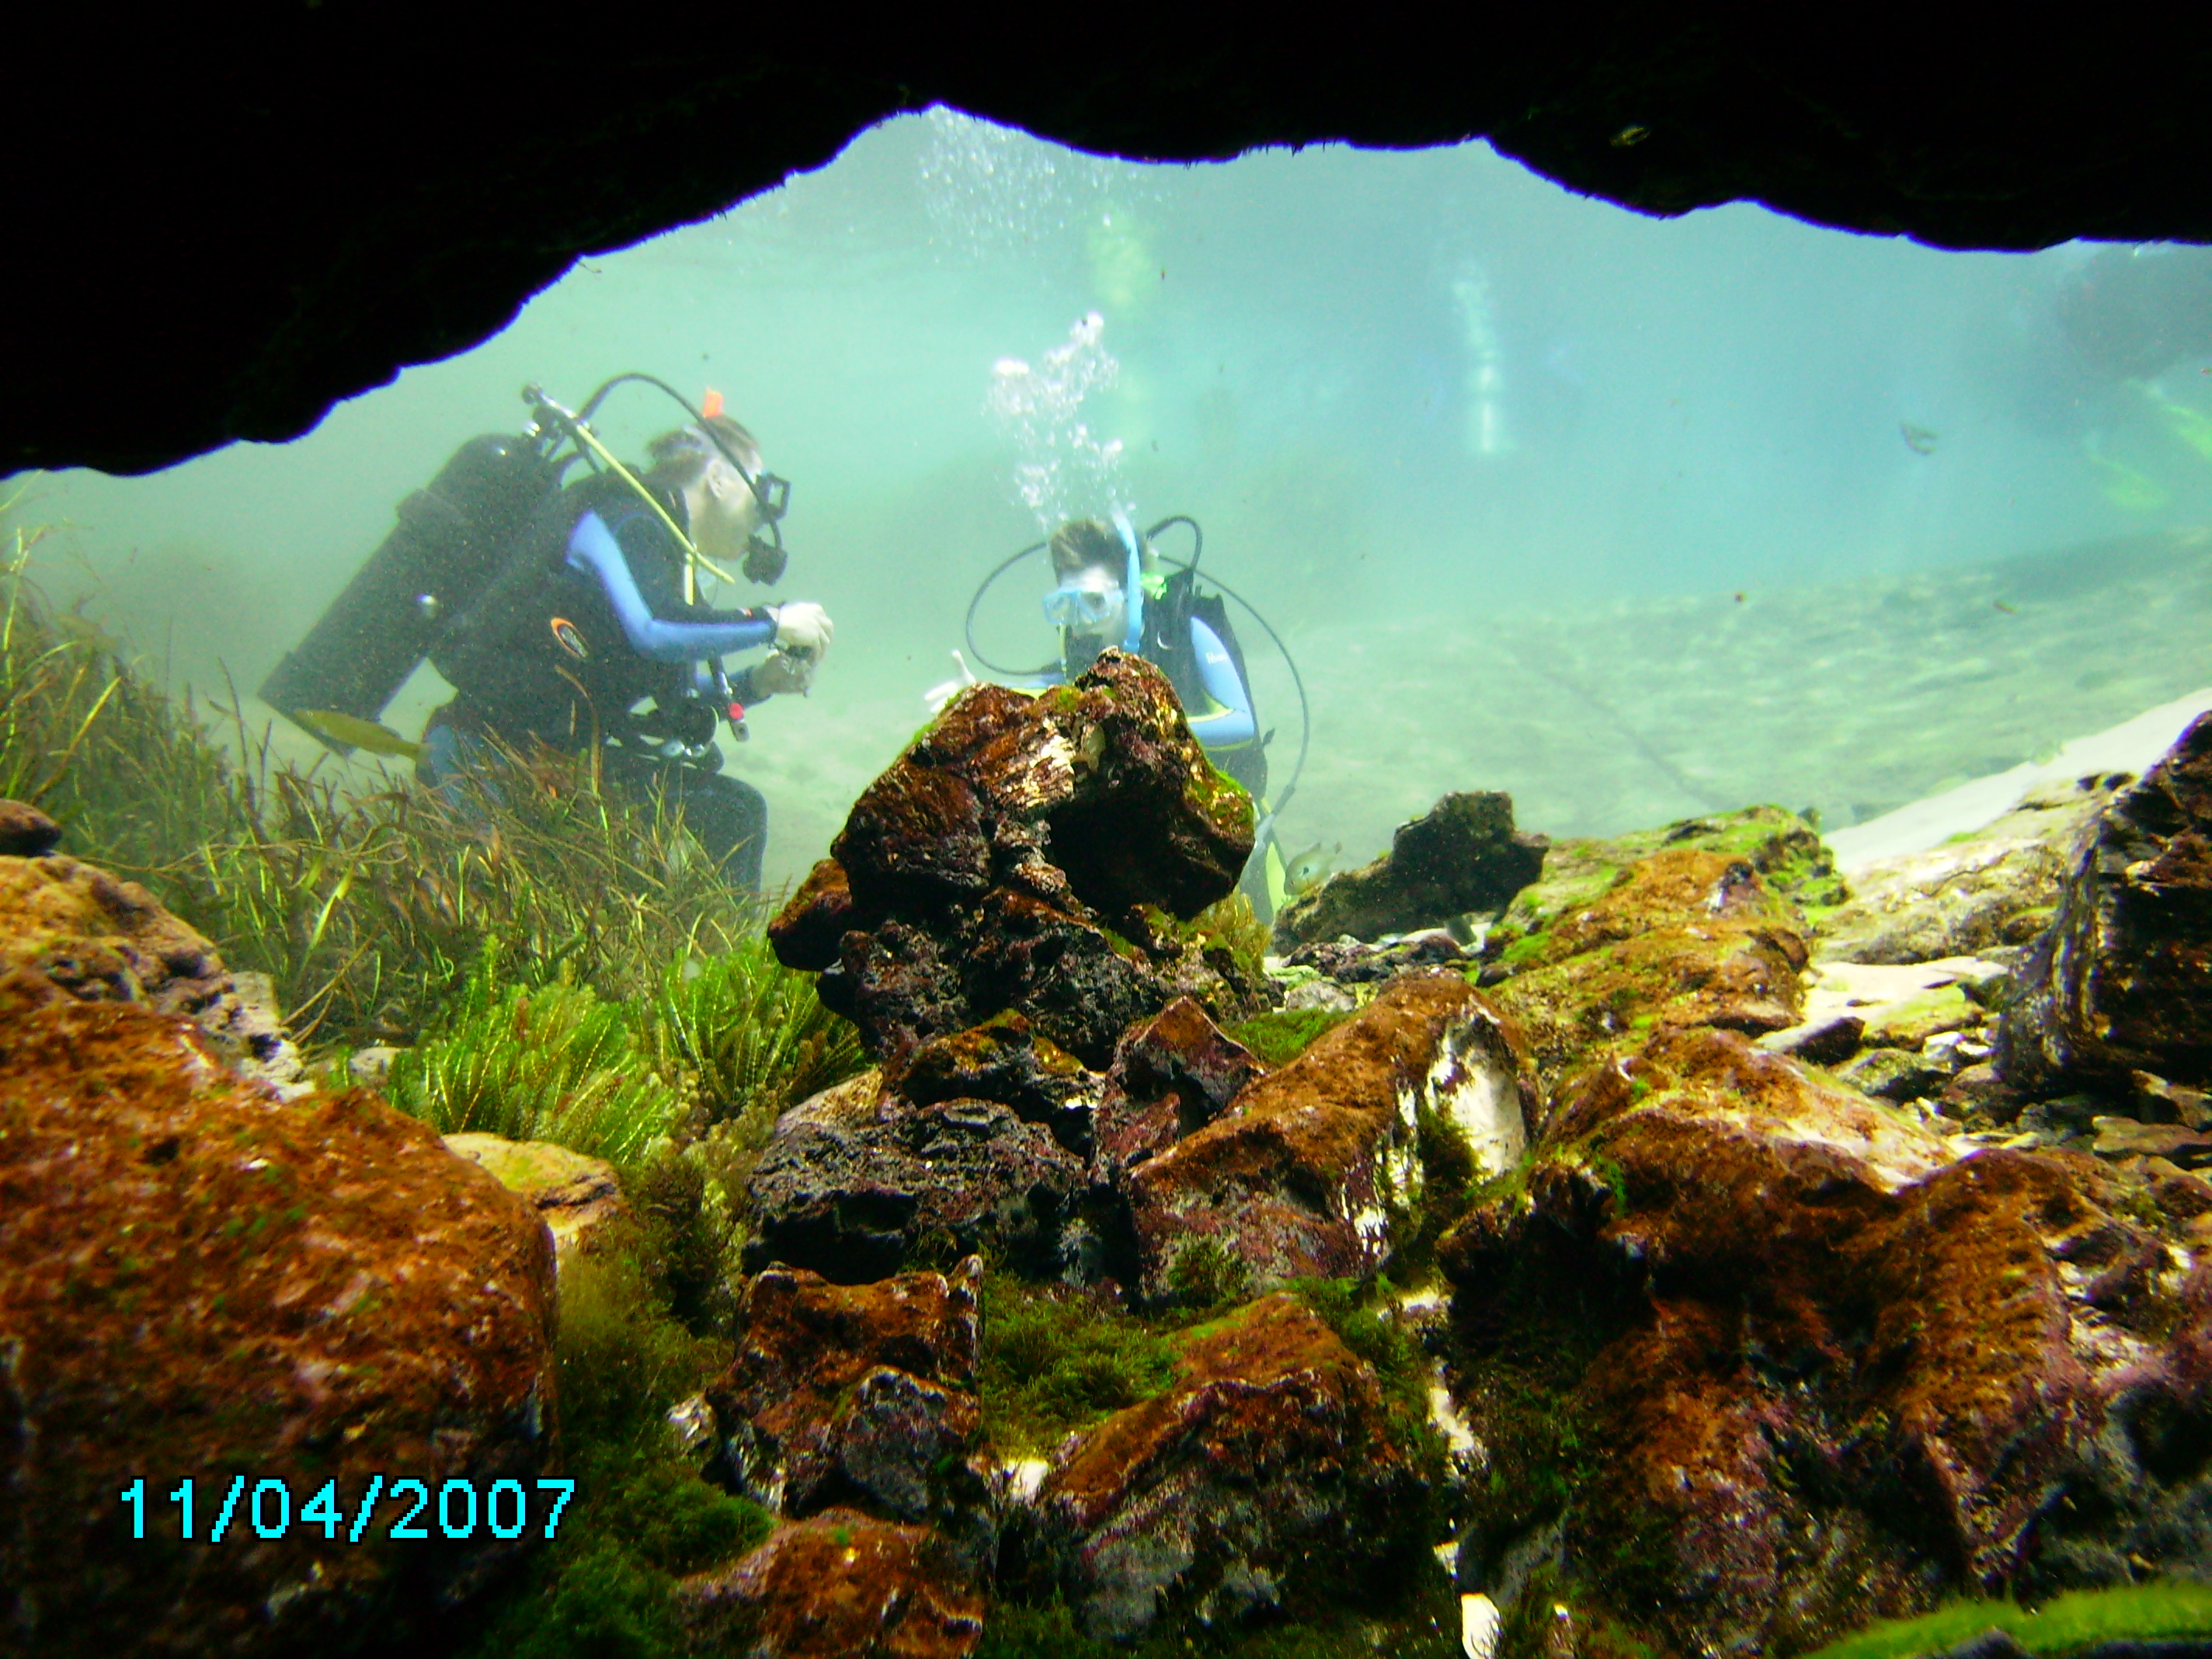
[1229,1003,1358,1066]
[1801,1581,2212,1659]
[453,1234,772,1659]
[978,1275,1180,1454]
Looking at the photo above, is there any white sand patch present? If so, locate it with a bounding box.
[1824,687,2212,871]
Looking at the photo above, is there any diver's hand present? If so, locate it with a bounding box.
[753,649,816,697]
[772,601,833,663]
[923,649,978,714]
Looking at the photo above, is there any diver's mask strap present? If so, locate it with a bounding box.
[1111,510,1144,652]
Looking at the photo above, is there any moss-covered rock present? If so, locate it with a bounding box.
[0,972,555,1658]
[1483,847,1809,1090]
[1126,970,1534,1301]
[1020,1293,1431,1643]
[1273,791,1548,948]
[1440,1024,2212,1657]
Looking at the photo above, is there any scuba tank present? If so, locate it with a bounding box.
[260,432,565,755]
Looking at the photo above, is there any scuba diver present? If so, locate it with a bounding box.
[959,510,1304,916]
[260,377,830,891]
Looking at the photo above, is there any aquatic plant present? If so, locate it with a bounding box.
[978,1275,1180,1454]
[1802,1581,2212,1659]
[382,949,687,1169]
[644,936,865,1137]
[1228,1003,1357,1066]
[0,542,763,1045]
[454,1236,772,1659]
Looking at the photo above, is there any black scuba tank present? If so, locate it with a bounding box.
[259,433,564,753]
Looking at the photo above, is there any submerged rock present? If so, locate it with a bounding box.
[1999,711,2212,1094]
[675,1507,986,1659]
[0,847,307,1096]
[1126,969,1534,1300]
[0,795,62,856]
[442,1131,625,1268]
[0,973,555,1658]
[1482,847,1809,1088]
[1817,774,2129,967]
[1273,791,1547,949]
[707,1259,992,1562]
[743,1071,1090,1283]
[771,655,1254,1068]
[1094,996,1266,1175]
[1441,1023,2212,1655]
[1024,1293,1428,1643]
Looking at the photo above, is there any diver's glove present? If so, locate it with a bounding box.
[771,601,833,663]
[923,649,977,714]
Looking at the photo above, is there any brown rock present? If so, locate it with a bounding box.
[443,1132,625,1264]
[1028,1293,1426,1643]
[0,981,555,1658]
[708,1260,990,1558]
[0,850,306,1095]
[0,796,61,856]
[1441,1024,2212,1655]
[892,1011,1098,1155]
[1484,849,1809,1087]
[1127,970,1534,1299]
[676,1508,986,1659]
[1274,791,1548,948]
[2000,712,2212,1092]
[774,655,1254,1068]
[1095,997,1265,1174]
[768,858,867,973]
[743,1072,1090,1283]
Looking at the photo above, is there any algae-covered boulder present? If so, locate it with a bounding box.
[1023,1293,1429,1643]
[1440,1023,2212,1655]
[0,973,556,1659]
[674,1506,986,1659]
[442,1131,625,1267]
[1126,969,1534,1299]
[743,1071,1091,1283]
[1273,789,1547,949]
[770,655,1256,1070]
[0,842,305,1096]
[2000,711,2212,1094]
[1481,846,1810,1088]
[707,1259,993,1563]
[1817,777,2123,967]
[770,654,1254,1068]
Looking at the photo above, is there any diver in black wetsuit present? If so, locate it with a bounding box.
[423,410,833,890]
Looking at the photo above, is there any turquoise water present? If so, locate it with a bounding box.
[10,111,2212,885]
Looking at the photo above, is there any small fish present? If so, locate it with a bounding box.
[1284,840,1341,898]
[1900,422,1940,457]
[1994,600,2019,615]
[294,709,424,762]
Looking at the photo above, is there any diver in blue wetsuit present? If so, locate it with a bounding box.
[422,410,833,890]
[1038,515,1263,791]
[1034,515,1274,907]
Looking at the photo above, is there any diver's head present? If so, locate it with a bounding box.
[647,412,789,583]
[1045,518,1130,666]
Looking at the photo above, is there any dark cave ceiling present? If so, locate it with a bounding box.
[12,12,2209,475]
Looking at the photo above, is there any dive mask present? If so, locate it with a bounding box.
[1043,572,1126,634]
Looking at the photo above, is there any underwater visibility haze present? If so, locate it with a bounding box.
[15,110,2212,885]
[6,109,2212,1659]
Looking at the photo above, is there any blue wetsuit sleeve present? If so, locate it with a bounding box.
[565,510,779,663]
[1184,617,1257,747]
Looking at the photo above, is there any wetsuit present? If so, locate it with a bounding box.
[423,471,782,887]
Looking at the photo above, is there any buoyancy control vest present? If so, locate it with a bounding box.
[1141,567,1268,802]
[259,433,567,753]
